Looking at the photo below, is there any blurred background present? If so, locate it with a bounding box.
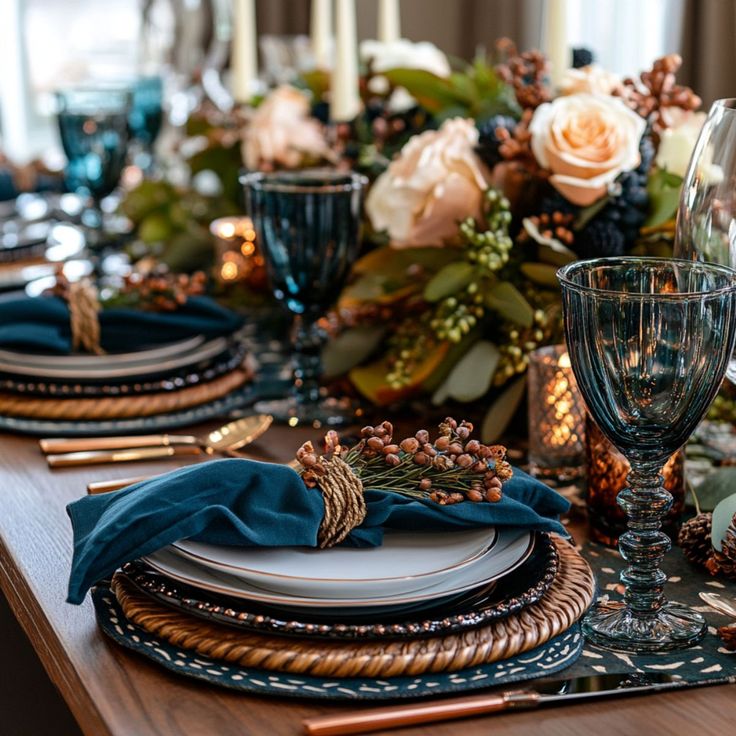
[0,0,733,166]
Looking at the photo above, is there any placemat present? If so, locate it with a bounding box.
[561,542,736,682]
[93,585,583,700]
[107,536,594,678]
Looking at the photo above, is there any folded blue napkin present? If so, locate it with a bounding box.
[0,295,243,354]
[66,458,569,604]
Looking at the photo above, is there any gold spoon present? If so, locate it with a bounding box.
[43,414,273,468]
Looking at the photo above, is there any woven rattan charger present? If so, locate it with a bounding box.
[110,535,594,678]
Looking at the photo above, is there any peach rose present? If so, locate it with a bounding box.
[366,118,490,248]
[242,85,331,170]
[529,93,646,206]
[559,65,620,96]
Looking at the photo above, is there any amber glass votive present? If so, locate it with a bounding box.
[210,216,267,288]
[586,415,685,547]
[527,345,586,482]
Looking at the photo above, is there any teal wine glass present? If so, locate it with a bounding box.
[128,75,163,172]
[56,87,131,234]
[242,170,367,426]
[558,257,736,652]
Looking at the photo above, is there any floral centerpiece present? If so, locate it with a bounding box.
[120,39,710,439]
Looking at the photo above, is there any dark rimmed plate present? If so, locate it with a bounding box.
[120,532,558,641]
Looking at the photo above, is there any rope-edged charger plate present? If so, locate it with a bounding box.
[107,535,593,679]
[120,532,559,640]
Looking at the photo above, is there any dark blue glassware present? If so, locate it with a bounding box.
[56,88,131,231]
[559,257,736,652]
[128,76,163,171]
[242,170,367,426]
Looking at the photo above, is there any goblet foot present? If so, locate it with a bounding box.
[253,396,361,428]
[582,600,707,653]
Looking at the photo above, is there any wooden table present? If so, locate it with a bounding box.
[0,427,733,736]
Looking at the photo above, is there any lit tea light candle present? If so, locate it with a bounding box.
[527,344,586,481]
[210,216,265,287]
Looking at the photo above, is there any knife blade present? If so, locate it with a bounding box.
[302,672,736,736]
[46,445,203,468]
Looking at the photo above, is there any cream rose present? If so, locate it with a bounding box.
[366,118,490,248]
[656,109,706,177]
[559,65,620,96]
[242,85,331,171]
[529,93,646,206]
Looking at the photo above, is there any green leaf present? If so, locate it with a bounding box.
[432,340,500,404]
[341,274,387,301]
[645,168,683,229]
[573,196,610,231]
[692,468,736,512]
[481,376,527,443]
[322,326,386,378]
[484,281,534,327]
[423,261,475,302]
[383,69,464,112]
[520,263,561,288]
[448,72,477,103]
[712,491,736,549]
[537,243,577,267]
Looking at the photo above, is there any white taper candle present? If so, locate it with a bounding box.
[231,0,258,104]
[332,0,361,121]
[378,0,401,43]
[310,0,333,69]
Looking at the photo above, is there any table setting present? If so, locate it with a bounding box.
[2,1,736,734]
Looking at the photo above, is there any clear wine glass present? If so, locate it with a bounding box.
[242,169,367,427]
[558,257,736,652]
[56,87,131,241]
[675,97,736,383]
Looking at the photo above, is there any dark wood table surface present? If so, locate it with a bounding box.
[0,425,733,736]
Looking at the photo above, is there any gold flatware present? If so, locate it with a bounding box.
[87,458,302,494]
[699,591,736,618]
[40,413,272,455]
[48,445,204,468]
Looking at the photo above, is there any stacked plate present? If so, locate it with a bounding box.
[0,332,254,435]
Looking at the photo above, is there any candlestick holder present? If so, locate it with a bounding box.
[586,416,685,547]
[527,344,586,483]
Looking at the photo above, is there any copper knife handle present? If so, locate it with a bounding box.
[87,476,150,494]
[40,434,198,454]
[302,690,539,736]
[47,445,203,468]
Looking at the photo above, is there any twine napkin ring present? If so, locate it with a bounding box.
[68,279,105,355]
[317,457,366,548]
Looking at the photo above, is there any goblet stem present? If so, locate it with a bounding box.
[617,462,672,617]
[292,313,325,407]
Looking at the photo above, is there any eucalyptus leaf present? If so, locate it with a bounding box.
[538,243,578,267]
[383,69,463,112]
[432,340,499,404]
[322,326,386,378]
[520,262,561,288]
[712,491,736,550]
[424,261,475,302]
[481,376,527,444]
[692,467,736,512]
[484,281,534,327]
[341,274,386,301]
[645,168,683,229]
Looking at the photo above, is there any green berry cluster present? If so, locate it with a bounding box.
[385,318,437,389]
[461,189,513,275]
[708,392,736,424]
[430,286,484,343]
[493,309,549,386]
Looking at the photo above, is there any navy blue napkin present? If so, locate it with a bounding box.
[67,458,569,604]
[0,295,243,354]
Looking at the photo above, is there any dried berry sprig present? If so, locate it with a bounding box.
[104,271,207,312]
[295,418,512,505]
[495,38,551,110]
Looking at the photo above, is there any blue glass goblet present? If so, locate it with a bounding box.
[558,257,736,652]
[242,170,367,426]
[128,75,163,173]
[56,87,131,234]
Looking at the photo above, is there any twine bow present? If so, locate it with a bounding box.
[316,456,366,548]
[68,279,105,355]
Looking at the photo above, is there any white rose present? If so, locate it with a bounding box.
[242,85,331,171]
[656,110,707,178]
[366,118,490,248]
[360,39,451,77]
[559,65,620,96]
[529,93,646,206]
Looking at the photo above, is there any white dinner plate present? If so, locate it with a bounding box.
[170,527,498,598]
[0,337,229,379]
[142,528,533,609]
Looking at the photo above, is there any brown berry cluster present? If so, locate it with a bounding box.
[495,39,552,110]
[295,418,513,505]
[114,270,207,311]
[614,54,701,141]
[520,212,575,247]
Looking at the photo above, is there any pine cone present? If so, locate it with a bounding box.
[706,514,736,581]
[677,512,713,567]
[718,623,736,651]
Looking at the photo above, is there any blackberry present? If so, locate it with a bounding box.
[576,219,625,258]
[572,48,594,69]
[637,133,655,175]
[476,115,518,169]
[538,189,578,217]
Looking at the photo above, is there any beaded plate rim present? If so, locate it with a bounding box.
[121,532,558,640]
